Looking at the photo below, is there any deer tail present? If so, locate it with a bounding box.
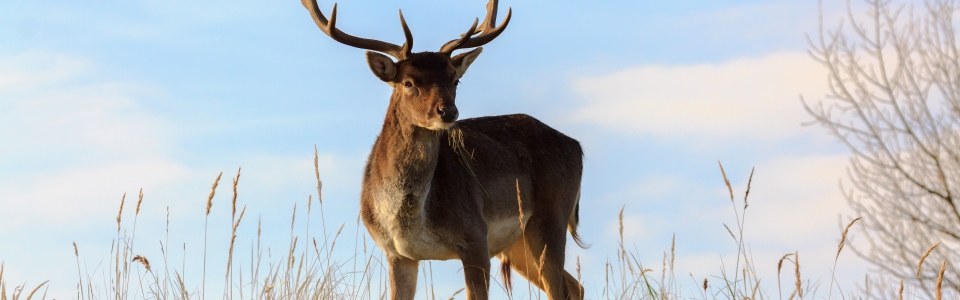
[568,188,590,249]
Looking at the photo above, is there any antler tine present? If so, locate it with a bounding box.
[478,0,499,34]
[439,0,512,53]
[439,18,479,53]
[302,0,412,60]
[398,10,414,56]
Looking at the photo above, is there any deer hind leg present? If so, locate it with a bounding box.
[458,245,492,300]
[387,255,419,300]
[499,222,583,300]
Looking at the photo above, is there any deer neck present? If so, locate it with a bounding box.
[365,93,440,228]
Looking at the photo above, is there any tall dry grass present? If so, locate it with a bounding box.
[3,157,953,299]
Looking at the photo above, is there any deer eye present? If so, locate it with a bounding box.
[454,79,461,86]
[403,81,413,88]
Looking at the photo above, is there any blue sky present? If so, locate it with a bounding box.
[1,0,874,298]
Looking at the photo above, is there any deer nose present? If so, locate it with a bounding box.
[437,106,459,122]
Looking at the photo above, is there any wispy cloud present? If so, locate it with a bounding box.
[0,51,181,226]
[572,51,827,139]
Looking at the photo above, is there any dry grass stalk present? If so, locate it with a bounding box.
[330,224,346,254]
[1,271,5,300]
[73,241,82,300]
[703,278,707,291]
[314,145,323,204]
[618,205,625,244]
[447,288,465,300]
[777,253,794,298]
[723,224,737,241]
[718,161,734,203]
[206,172,222,215]
[576,256,581,283]
[116,192,126,232]
[202,171,222,300]
[225,205,247,288]
[836,217,861,259]
[232,167,241,218]
[24,281,48,300]
[660,252,667,293]
[669,233,675,273]
[133,255,151,271]
[898,279,903,300]
[616,205,635,275]
[135,188,143,216]
[794,251,801,298]
[537,246,548,286]
[917,242,941,277]
[936,259,946,300]
[828,217,862,299]
[743,167,754,208]
[1,264,6,300]
[515,179,524,231]
[290,203,297,232]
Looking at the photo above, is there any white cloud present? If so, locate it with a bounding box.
[0,52,89,91]
[572,51,828,139]
[0,51,179,227]
[0,53,170,161]
[745,155,850,244]
[0,160,189,227]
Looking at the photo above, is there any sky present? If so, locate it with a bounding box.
[0,0,878,299]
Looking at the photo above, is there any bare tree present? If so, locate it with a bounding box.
[804,0,960,296]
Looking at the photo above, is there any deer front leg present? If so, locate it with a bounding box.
[388,255,419,300]
[458,240,492,300]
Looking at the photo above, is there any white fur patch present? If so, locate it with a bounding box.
[426,121,455,131]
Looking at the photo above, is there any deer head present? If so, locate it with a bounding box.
[302,0,511,130]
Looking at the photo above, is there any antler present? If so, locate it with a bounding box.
[302,0,414,60]
[439,0,512,53]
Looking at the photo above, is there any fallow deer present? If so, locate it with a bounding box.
[301,1,587,299]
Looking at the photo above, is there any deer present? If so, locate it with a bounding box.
[301,0,587,299]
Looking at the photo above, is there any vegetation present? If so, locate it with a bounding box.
[803,0,960,295]
[2,156,946,300]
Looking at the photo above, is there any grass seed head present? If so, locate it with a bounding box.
[576,256,582,283]
[918,242,941,277]
[232,167,241,218]
[116,192,126,232]
[618,205,625,243]
[777,253,794,279]
[135,188,143,216]
[206,172,222,215]
[794,251,801,298]
[314,145,323,204]
[836,217,861,260]
[132,255,151,271]
[718,161,734,203]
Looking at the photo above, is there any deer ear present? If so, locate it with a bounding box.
[451,47,483,78]
[366,51,397,82]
